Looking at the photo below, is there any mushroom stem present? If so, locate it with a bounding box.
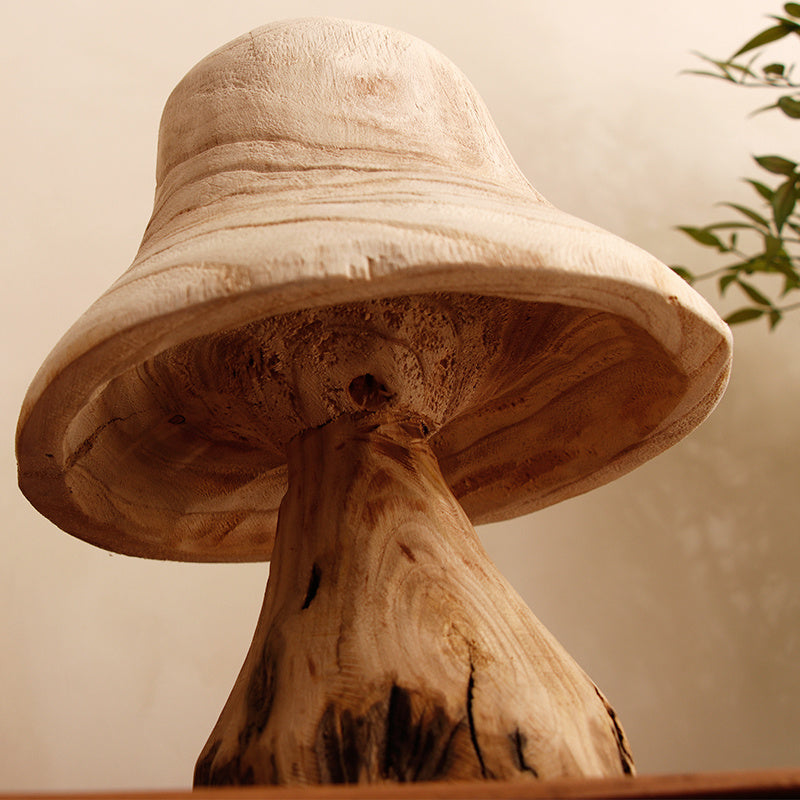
[194,411,634,786]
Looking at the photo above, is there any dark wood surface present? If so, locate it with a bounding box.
[7,769,800,799]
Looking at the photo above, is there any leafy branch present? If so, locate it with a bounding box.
[673,3,800,327]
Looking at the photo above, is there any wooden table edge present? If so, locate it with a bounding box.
[5,767,800,799]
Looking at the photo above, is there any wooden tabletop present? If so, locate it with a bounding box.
[7,769,800,799]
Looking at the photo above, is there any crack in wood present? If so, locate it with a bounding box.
[383,683,456,781]
[466,661,489,779]
[594,687,634,775]
[398,542,416,562]
[65,415,128,469]
[193,410,639,785]
[302,562,322,609]
[510,728,538,777]
[310,684,466,784]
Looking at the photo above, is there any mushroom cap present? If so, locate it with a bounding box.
[17,18,731,562]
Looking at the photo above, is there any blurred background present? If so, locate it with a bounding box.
[1,0,798,792]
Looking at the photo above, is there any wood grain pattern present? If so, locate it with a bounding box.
[14,17,735,787]
[23,293,687,561]
[194,412,633,785]
[16,18,732,561]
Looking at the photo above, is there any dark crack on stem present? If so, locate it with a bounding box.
[302,562,322,610]
[510,728,538,777]
[466,661,488,778]
[594,687,634,775]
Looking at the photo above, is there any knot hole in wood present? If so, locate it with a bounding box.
[348,373,393,410]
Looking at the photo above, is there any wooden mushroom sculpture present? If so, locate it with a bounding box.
[17,18,732,787]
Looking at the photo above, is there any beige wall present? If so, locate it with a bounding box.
[2,0,798,791]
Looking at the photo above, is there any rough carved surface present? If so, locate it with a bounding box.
[27,293,687,562]
[16,18,732,561]
[194,413,634,785]
[14,16,732,787]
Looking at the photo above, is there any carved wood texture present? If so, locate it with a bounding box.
[16,18,732,563]
[19,293,691,561]
[13,16,737,789]
[194,414,634,785]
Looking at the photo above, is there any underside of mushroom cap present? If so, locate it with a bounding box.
[16,18,732,561]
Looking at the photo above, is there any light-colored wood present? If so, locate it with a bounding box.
[194,411,633,785]
[16,17,731,562]
[15,17,734,788]
[24,293,690,561]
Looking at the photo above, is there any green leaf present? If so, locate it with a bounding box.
[768,14,800,29]
[706,58,749,75]
[771,178,797,230]
[755,154,797,175]
[677,226,727,250]
[733,23,793,58]
[783,273,800,294]
[778,95,800,118]
[750,101,782,117]
[744,179,774,202]
[671,266,695,282]
[689,52,759,81]
[725,307,766,324]
[764,62,786,76]
[737,278,773,306]
[719,273,738,294]
[778,264,800,292]
[764,234,784,258]
[772,260,799,286]
[703,221,762,230]
[786,2,800,18]
[769,308,783,328]
[683,67,738,82]
[722,202,770,228]
[741,256,769,274]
